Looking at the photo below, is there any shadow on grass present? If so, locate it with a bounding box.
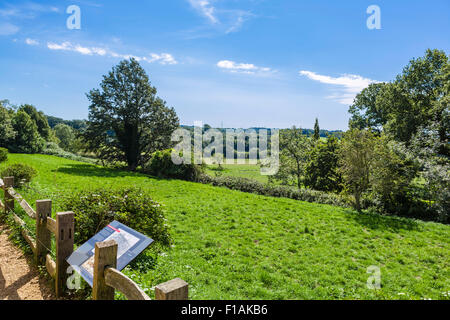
[345,209,421,232]
[53,163,141,178]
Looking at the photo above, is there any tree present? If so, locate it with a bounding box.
[339,129,376,211]
[83,58,179,170]
[349,49,449,145]
[0,102,15,147]
[270,127,313,189]
[305,135,342,192]
[370,135,417,214]
[11,110,44,153]
[19,104,52,140]
[54,123,75,151]
[348,82,388,132]
[313,118,320,141]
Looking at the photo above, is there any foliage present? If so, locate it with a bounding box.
[349,49,449,146]
[305,135,342,192]
[83,58,179,170]
[144,149,204,181]
[60,187,172,246]
[0,103,15,147]
[0,147,8,163]
[313,118,320,141]
[198,174,349,208]
[348,82,388,132]
[18,104,52,141]
[54,123,75,151]
[42,142,97,164]
[369,135,418,215]
[339,129,376,211]
[270,127,313,189]
[0,163,37,187]
[11,110,44,153]
[409,121,450,223]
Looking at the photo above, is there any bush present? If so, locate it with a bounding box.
[42,142,96,164]
[197,174,350,208]
[60,188,172,246]
[0,163,37,187]
[143,149,204,181]
[0,147,8,163]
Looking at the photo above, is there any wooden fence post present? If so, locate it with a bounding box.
[35,200,52,264]
[55,211,74,298]
[155,278,189,300]
[93,240,118,300]
[3,177,14,213]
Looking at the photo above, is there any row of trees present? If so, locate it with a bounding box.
[0,101,86,155]
[272,49,449,222]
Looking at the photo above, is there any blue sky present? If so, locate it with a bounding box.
[0,0,449,130]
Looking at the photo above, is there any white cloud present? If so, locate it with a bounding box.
[46,41,178,65]
[25,38,39,45]
[188,0,218,24]
[299,70,379,105]
[217,60,272,75]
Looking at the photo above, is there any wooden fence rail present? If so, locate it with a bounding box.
[0,176,188,300]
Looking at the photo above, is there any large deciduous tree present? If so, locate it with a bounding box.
[305,135,342,192]
[270,127,313,189]
[349,49,449,146]
[0,102,15,147]
[338,129,376,211]
[83,58,179,170]
[12,110,44,153]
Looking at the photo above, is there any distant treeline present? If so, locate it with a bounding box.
[180,125,343,139]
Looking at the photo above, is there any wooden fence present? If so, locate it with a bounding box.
[0,176,188,300]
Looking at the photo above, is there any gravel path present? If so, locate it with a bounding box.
[0,223,55,300]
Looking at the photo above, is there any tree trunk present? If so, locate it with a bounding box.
[354,192,362,212]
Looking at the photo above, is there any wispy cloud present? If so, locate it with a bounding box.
[188,0,218,24]
[0,22,19,35]
[45,41,178,65]
[0,2,60,19]
[186,0,253,36]
[217,60,272,75]
[299,70,379,105]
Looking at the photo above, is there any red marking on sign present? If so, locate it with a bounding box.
[107,225,120,233]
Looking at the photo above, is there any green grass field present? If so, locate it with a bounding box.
[2,154,449,300]
[205,163,269,183]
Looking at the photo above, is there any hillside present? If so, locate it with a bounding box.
[2,154,449,300]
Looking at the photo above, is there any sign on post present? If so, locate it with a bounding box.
[66,221,153,287]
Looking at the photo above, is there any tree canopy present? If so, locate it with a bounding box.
[83,58,179,170]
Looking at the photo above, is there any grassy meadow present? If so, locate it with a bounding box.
[2,154,449,300]
[205,163,269,183]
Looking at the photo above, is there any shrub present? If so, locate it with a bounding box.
[0,147,8,163]
[197,174,350,208]
[42,142,96,164]
[60,188,172,246]
[143,149,204,181]
[0,163,37,187]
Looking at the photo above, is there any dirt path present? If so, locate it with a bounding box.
[0,223,55,300]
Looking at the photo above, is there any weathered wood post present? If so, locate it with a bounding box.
[3,177,14,213]
[93,240,118,300]
[155,278,189,300]
[55,211,74,298]
[35,200,52,264]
